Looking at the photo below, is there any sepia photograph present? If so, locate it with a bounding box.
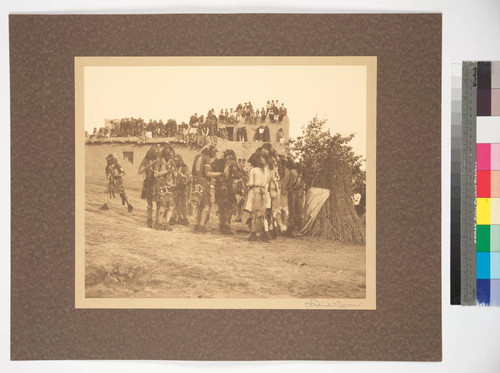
[75,57,376,309]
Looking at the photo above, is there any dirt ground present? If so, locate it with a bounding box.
[85,179,366,299]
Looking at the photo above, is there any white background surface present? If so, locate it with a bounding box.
[2,0,500,372]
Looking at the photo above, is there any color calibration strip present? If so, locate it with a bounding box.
[475,61,500,306]
[457,61,500,306]
[450,64,462,305]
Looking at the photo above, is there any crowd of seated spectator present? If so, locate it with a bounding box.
[86,100,287,143]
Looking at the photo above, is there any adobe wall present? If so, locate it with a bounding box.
[85,139,286,191]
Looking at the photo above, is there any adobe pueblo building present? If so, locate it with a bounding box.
[85,115,289,190]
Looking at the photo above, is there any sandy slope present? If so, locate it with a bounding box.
[85,181,366,299]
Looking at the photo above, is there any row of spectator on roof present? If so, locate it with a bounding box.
[86,100,287,143]
[217,100,287,125]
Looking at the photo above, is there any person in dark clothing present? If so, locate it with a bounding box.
[157,120,165,137]
[237,126,248,142]
[260,107,266,123]
[263,125,271,142]
[286,159,305,236]
[268,106,275,123]
[255,125,264,142]
[191,145,222,233]
[214,149,244,235]
[138,145,161,227]
[226,122,234,141]
[247,102,253,123]
[209,117,218,144]
[276,127,285,143]
[278,104,287,123]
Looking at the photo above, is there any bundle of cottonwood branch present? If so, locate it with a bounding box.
[308,162,365,244]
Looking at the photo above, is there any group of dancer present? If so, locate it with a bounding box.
[100,142,305,242]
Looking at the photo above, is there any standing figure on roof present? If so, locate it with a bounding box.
[191,145,222,234]
[209,117,218,145]
[188,121,198,145]
[278,103,287,123]
[152,147,177,231]
[269,102,275,123]
[100,153,133,212]
[181,122,189,144]
[138,145,160,228]
[201,123,210,146]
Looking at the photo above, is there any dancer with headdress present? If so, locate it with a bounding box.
[100,153,133,212]
[138,145,161,227]
[214,149,244,235]
[152,147,177,231]
[191,145,222,233]
[244,148,271,242]
[171,153,190,226]
[260,143,282,239]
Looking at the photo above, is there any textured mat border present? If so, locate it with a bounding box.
[10,14,441,361]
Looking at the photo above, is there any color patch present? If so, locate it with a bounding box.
[477,117,500,143]
[492,89,500,116]
[477,225,491,252]
[492,253,500,279]
[491,198,500,225]
[493,62,500,88]
[477,279,491,305]
[477,143,491,171]
[477,171,491,197]
[477,198,491,225]
[477,252,491,279]
[491,171,500,197]
[490,280,500,306]
[478,62,492,116]
[477,89,491,116]
[478,61,491,88]
[491,144,500,170]
[491,225,500,252]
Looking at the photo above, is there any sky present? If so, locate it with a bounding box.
[84,64,367,158]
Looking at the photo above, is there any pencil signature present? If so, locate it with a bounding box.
[304,299,362,309]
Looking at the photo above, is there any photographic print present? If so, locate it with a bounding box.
[75,56,376,309]
[11,13,441,360]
